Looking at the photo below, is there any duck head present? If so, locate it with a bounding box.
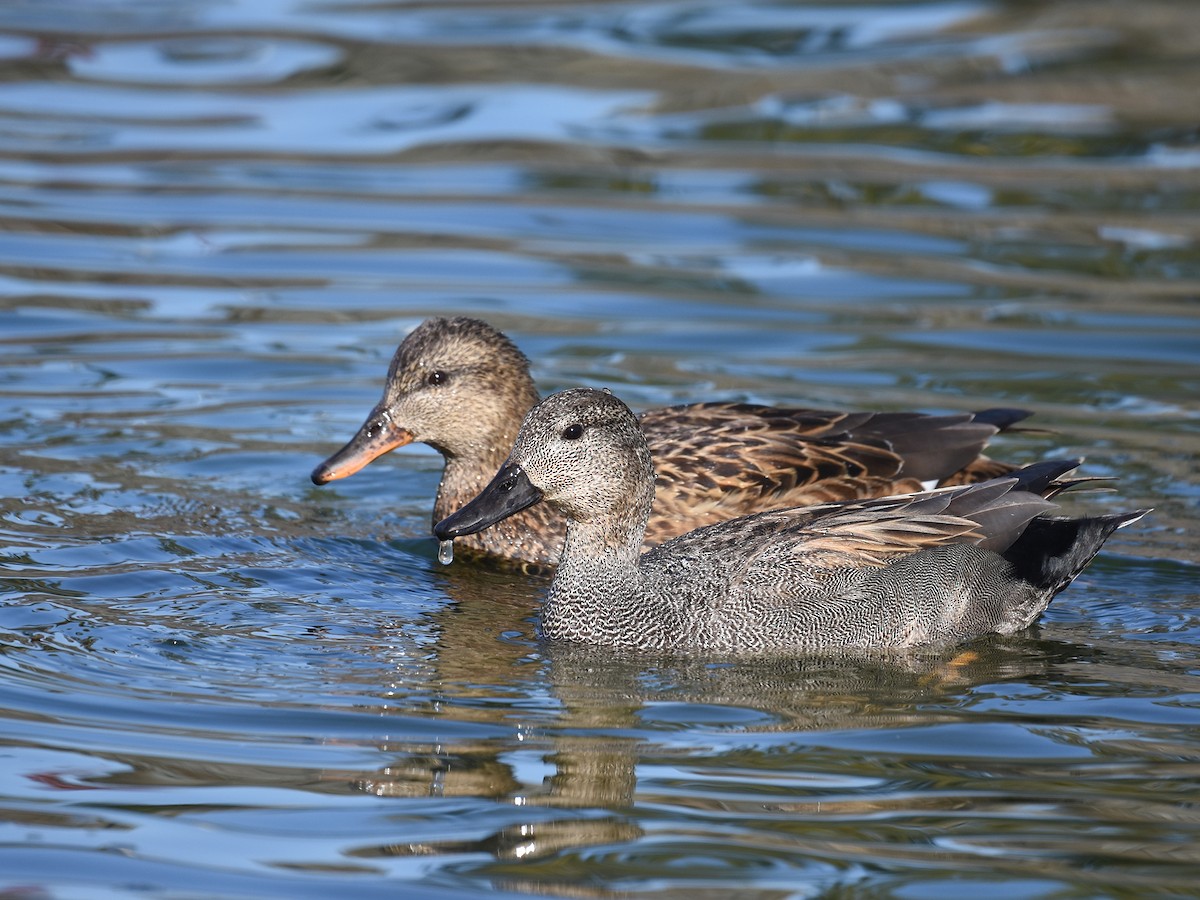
[435,388,654,541]
[311,316,540,484]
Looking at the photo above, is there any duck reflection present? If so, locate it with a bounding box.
[347,558,1059,870]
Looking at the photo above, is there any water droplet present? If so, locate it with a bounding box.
[437,539,454,565]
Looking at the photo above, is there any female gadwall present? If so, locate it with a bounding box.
[435,389,1147,653]
[313,316,1028,568]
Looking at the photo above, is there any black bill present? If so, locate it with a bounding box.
[434,463,543,539]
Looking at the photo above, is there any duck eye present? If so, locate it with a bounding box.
[426,370,448,386]
[561,423,584,440]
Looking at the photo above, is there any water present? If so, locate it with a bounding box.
[1,0,1198,896]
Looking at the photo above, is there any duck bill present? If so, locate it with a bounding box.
[435,463,542,539]
[311,407,414,485]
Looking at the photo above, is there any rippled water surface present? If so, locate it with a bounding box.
[2,0,1199,896]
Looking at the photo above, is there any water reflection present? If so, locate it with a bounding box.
[349,575,1067,873]
[71,37,342,85]
[340,605,1200,895]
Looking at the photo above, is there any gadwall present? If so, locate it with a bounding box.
[313,316,1029,568]
[435,389,1147,653]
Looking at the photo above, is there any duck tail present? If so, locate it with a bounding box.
[1005,457,1117,499]
[971,406,1061,436]
[1006,458,1083,493]
[970,407,1035,432]
[1003,508,1151,596]
[857,412,1003,483]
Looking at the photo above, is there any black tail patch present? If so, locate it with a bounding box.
[1004,509,1150,595]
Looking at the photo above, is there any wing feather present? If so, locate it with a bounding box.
[638,401,1028,547]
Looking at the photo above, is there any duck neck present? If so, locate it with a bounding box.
[558,522,642,574]
[432,382,538,524]
[431,381,550,563]
[433,436,534,562]
[542,474,670,648]
[564,458,655,567]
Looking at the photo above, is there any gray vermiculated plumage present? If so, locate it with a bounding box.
[436,389,1148,654]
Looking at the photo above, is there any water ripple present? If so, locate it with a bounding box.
[1,0,1198,896]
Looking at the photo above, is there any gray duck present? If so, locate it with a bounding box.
[313,316,1029,569]
[435,388,1147,653]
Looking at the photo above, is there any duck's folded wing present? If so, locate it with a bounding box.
[638,403,1026,532]
[644,463,1082,606]
[750,480,1055,571]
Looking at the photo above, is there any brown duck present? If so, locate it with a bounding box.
[312,316,1030,569]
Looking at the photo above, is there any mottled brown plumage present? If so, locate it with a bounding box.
[312,316,1028,568]
[436,389,1148,654]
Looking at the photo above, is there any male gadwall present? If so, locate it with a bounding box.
[313,316,1029,568]
[435,389,1147,653]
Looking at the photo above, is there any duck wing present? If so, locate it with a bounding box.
[638,402,1029,545]
[644,460,1080,591]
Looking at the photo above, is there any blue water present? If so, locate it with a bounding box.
[2,0,1199,897]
